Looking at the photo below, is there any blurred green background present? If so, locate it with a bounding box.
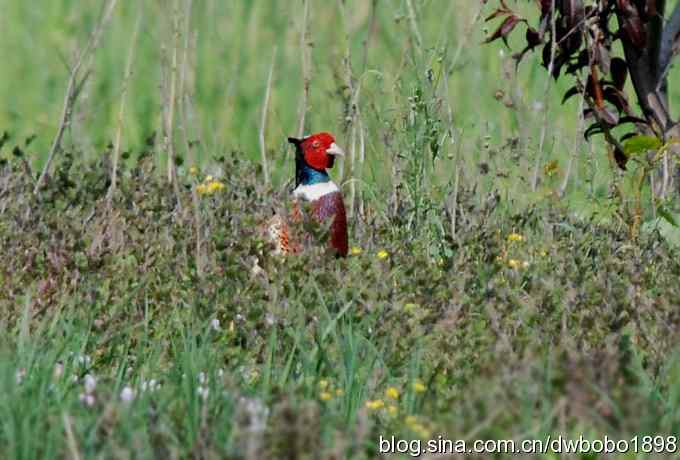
[1,0,679,193]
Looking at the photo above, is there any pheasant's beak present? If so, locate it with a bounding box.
[326,142,345,157]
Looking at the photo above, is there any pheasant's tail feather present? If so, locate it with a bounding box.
[291,200,304,224]
[264,214,301,256]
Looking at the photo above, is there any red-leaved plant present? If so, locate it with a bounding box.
[484,0,680,171]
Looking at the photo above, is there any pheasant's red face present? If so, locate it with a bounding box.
[300,132,345,170]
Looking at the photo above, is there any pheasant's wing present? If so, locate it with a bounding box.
[311,192,348,257]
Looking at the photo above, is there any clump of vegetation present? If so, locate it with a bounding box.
[485,0,680,238]
[2,145,680,458]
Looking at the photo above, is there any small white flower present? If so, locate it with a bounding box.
[77,355,92,366]
[53,362,64,380]
[84,374,97,394]
[15,368,26,385]
[197,386,209,400]
[120,386,135,402]
[250,258,264,277]
[265,313,275,326]
[141,378,160,392]
[198,372,207,384]
[79,393,96,407]
[217,369,225,378]
[211,319,221,331]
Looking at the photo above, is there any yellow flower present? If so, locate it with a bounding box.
[335,388,344,397]
[377,250,389,260]
[319,391,333,401]
[385,387,399,400]
[522,260,530,268]
[247,369,260,384]
[196,183,208,195]
[205,175,214,182]
[207,180,225,194]
[404,303,418,314]
[411,423,431,439]
[507,232,524,242]
[413,380,426,393]
[507,259,522,269]
[387,404,398,416]
[365,399,385,410]
[405,415,418,426]
[544,160,559,177]
[189,166,198,176]
[350,246,362,256]
[318,379,329,390]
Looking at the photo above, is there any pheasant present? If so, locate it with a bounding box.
[265,132,348,257]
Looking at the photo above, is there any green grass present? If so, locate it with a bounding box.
[1,153,680,458]
[2,0,677,205]
[2,0,680,458]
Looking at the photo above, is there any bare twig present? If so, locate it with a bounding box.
[177,0,196,187]
[165,2,180,185]
[441,44,462,239]
[531,0,556,192]
[447,3,483,75]
[62,413,82,460]
[175,0,202,274]
[157,1,184,212]
[347,120,357,218]
[176,0,194,173]
[450,132,463,239]
[34,0,118,194]
[659,2,680,87]
[661,143,670,198]
[560,74,587,197]
[405,0,423,52]
[259,48,277,185]
[357,117,366,218]
[297,0,311,138]
[338,0,361,218]
[651,168,658,216]
[176,0,194,175]
[177,0,193,121]
[108,12,142,203]
[361,0,378,72]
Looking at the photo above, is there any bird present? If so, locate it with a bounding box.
[264,132,348,257]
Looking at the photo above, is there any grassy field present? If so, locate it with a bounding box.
[2,0,680,458]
